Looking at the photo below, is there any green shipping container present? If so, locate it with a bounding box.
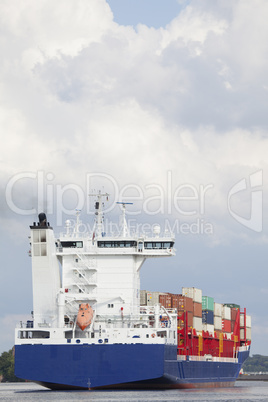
[224,303,240,309]
[202,296,214,311]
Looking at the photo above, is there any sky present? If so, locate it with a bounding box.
[1,0,268,355]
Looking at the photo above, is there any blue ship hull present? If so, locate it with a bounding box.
[15,344,249,389]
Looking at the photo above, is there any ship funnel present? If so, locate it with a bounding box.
[38,212,47,226]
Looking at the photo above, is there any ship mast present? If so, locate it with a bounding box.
[88,192,109,238]
[74,209,81,237]
[116,202,133,237]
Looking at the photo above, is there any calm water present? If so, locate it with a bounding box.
[1,382,268,401]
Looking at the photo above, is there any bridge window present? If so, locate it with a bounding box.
[98,241,137,248]
[60,241,83,248]
[144,242,174,249]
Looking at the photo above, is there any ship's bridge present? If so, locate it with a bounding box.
[56,196,175,256]
[56,235,175,256]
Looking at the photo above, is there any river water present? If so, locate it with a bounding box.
[1,382,268,401]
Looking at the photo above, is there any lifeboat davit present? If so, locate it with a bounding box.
[76,303,93,331]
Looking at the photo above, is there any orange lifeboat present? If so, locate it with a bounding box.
[76,303,93,331]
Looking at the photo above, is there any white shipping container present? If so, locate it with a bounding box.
[240,328,251,339]
[151,292,161,305]
[246,315,252,328]
[202,324,214,334]
[193,316,202,331]
[240,314,246,327]
[214,303,222,317]
[222,306,231,320]
[246,327,252,340]
[214,316,222,330]
[146,292,153,306]
[147,291,166,306]
[182,287,202,303]
[140,290,147,305]
[240,328,251,340]
[240,314,252,328]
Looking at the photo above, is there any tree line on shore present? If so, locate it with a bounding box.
[0,349,23,382]
[242,354,268,373]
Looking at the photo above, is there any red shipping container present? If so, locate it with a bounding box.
[177,295,193,312]
[177,310,193,328]
[178,310,194,328]
[222,319,231,333]
[193,302,202,317]
[159,294,172,308]
[231,320,235,332]
[178,310,194,327]
[188,311,193,327]
[171,294,179,308]
[231,307,238,322]
[172,295,179,309]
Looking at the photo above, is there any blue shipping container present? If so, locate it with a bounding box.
[202,310,214,325]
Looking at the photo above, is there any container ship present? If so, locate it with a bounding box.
[15,194,250,389]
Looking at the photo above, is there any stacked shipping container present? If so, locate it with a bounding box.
[183,287,202,332]
[214,302,222,334]
[240,313,252,341]
[228,305,240,332]
[222,305,231,334]
[202,296,214,334]
[140,288,252,342]
[173,295,193,327]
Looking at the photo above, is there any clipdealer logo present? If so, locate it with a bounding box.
[227,170,263,232]
[5,170,263,233]
[4,171,214,234]
[4,170,213,216]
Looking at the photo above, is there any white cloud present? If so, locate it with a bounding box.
[160,5,228,54]
[0,0,114,67]
[1,1,267,211]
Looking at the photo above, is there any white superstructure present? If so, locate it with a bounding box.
[16,194,177,345]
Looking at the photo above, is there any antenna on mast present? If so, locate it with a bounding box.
[116,202,133,238]
[88,191,109,238]
[74,209,81,237]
